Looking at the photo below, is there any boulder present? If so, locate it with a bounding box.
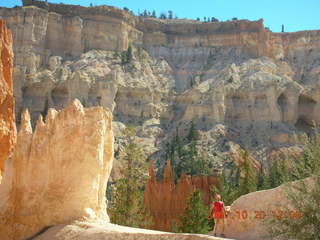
[224,179,311,240]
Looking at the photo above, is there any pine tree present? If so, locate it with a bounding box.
[178,190,210,234]
[266,131,320,239]
[212,168,240,206]
[257,166,268,190]
[238,150,257,195]
[108,126,152,228]
[121,45,133,65]
[151,10,156,18]
[187,121,199,141]
[126,45,133,63]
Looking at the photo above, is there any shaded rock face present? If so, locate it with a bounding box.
[0,100,114,240]
[144,161,219,231]
[0,20,16,174]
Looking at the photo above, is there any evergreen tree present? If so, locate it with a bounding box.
[187,121,199,141]
[160,13,167,19]
[178,190,210,234]
[257,165,268,190]
[159,122,214,181]
[121,45,133,65]
[126,45,133,63]
[151,10,156,18]
[121,51,126,65]
[108,126,152,228]
[143,9,148,17]
[266,131,320,239]
[238,150,257,195]
[268,176,320,240]
[168,10,173,19]
[212,168,240,206]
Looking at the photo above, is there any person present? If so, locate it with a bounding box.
[209,194,226,237]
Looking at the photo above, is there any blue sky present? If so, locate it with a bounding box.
[1,0,319,32]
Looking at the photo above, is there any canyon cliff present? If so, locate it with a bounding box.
[0,19,16,175]
[1,1,320,174]
[0,19,229,240]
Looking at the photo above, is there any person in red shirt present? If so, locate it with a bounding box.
[209,194,226,237]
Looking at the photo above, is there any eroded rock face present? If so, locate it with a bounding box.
[1,1,320,170]
[0,20,16,174]
[144,161,219,231]
[0,100,113,240]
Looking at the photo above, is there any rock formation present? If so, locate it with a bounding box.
[223,178,314,240]
[0,99,114,240]
[0,20,16,175]
[144,161,219,231]
[1,0,320,173]
[27,221,226,240]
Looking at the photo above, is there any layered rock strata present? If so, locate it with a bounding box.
[0,20,16,174]
[0,100,114,240]
[144,161,219,231]
[1,1,320,167]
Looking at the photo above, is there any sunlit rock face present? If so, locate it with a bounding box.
[0,99,114,240]
[224,178,314,240]
[1,0,320,171]
[0,20,16,175]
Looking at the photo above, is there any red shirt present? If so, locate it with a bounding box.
[213,201,224,212]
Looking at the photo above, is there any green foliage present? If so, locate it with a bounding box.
[121,45,133,65]
[266,132,320,239]
[212,150,257,205]
[178,190,211,234]
[238,150,258,195]
[264,160,290,189]
[158,123,214,181]
[187,121,199,141]
[268,176,320,240]
[108,126,153,228]
[212,170,240,206]
[291,133,320,178]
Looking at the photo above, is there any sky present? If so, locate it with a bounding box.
[1,0,319,32]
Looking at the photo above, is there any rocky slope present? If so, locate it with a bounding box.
[1,0,320,171]
[0,19,16,175]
